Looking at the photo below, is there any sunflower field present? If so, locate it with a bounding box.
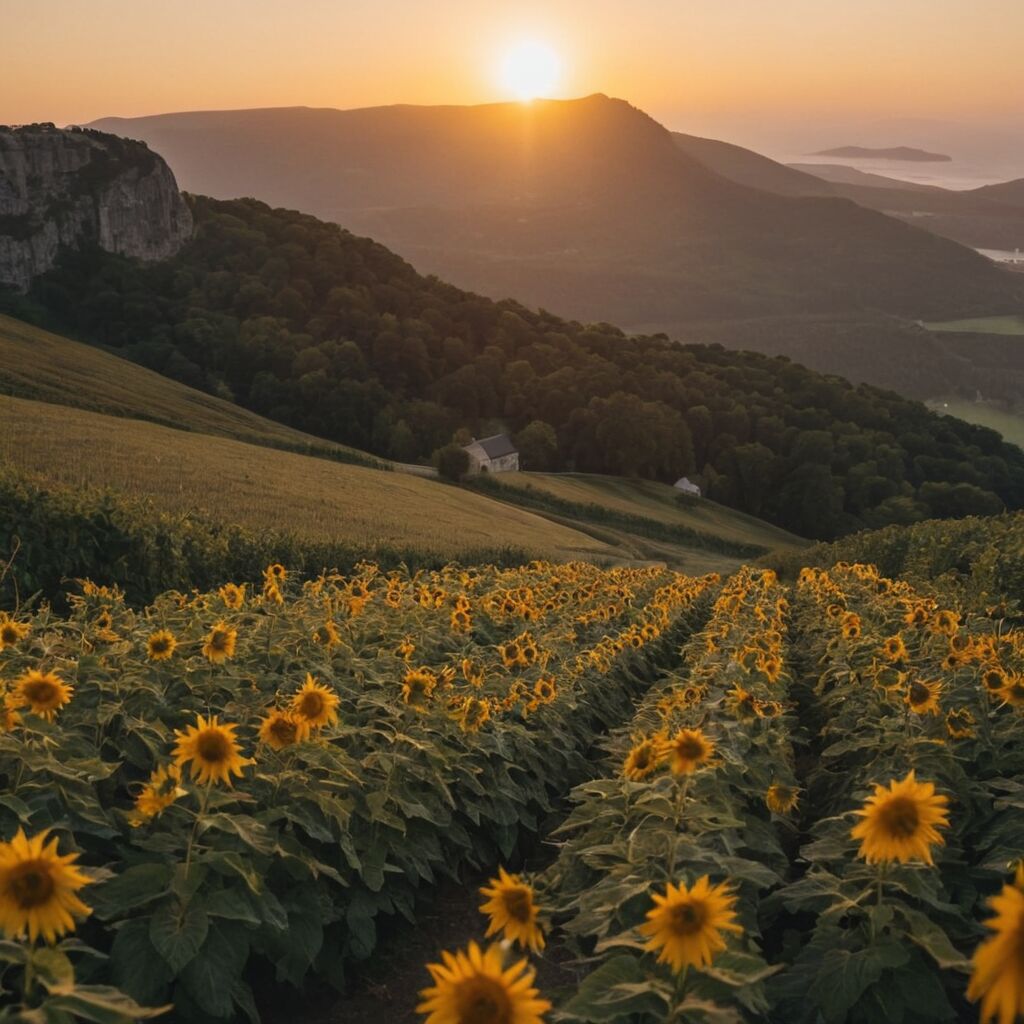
[0,555,1022,1024]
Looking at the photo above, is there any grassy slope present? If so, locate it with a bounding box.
[0,314,379,463]
[497,473,805,552]
[0,394,622,563]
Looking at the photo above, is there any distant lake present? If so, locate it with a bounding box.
[781,154,1013,191]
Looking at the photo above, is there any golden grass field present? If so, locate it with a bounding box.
[0,314,372,460]
[0,393,626,563]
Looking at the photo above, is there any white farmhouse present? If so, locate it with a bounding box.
[673,476,702,497]
[463,433,519,474]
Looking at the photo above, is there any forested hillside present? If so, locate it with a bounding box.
[5,195,1024,539]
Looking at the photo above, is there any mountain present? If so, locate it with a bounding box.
[812,145,952,162]
[87,97,1024,323]
[971,177,1024,209]
[0,124,191,290]
[787,162,940,192]
[4,179,1024,540]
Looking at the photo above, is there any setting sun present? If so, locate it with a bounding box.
[499,40,561,101]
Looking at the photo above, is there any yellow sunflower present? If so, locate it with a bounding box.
[202,622,237,664]
[967,865,1024,1024]
[945,707,976,740]
[905,679,942,716]
[0,614,30,650]
[881,635,908,663]
[996,673,1024,708]
[312,620,341,649]
[664,728,714,775]
[258,708,312,750]
[461,658,485,688]
[766,783,800,814]
[932,610,960,637]
[0,828,92,943]
[265,563,287,583]
[403,668,438,709]
[131,763,185,823]
[218,582,247,609]
[479,867,545,952]
[417,942,550,1024]
[12,669,73,721]
[289,674,340,729]
[726,685,758,721]
[146,629,177,662]
[172,714,251,786]
[850,770,950,865]
[455,696,491,734]
[1,697,21,733]
[638,876,742,972]
[533,677,557,704]
[623,738,661,782]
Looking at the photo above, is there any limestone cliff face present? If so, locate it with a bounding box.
[0,123,193,290]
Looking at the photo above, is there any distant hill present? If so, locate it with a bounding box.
[787,162,940,192]
[971,177,1024,209]
[812,145,952,162]
[87,97,1024,323]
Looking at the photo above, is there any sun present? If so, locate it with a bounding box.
[499,40,561,102]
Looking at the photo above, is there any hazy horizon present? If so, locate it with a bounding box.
[5,0,1024,177]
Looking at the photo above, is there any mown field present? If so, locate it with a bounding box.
[925,314,1024,335]
[0,315,380,466]
[1,541,1022,1024]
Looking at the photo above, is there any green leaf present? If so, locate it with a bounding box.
[29,948,75,990]
[90,863,172,920]
[37,984,170,1023]
[179,921,250,1019]
[149,898,209,973]
[808,941,909,1024]
[898,907,971,972]
[109,919,173,1008]
[561,955,670,1022]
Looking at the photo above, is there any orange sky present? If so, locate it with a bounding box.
[4,0,1023,131]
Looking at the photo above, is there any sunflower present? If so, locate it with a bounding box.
[841,613,862,640]
[290,675,340,729]
[146,629,177,662]
[202,622,237,664]
[450,609,472,633]
[996,673,1024,708]
[638,876,742,972]
[479,867,545,952]
[417,941,549,1024]
[265,563,287,583]
[881,635,908,663]
[12,669,73,720]
[461,658,485,688]
[403,668,438,709]
[217,582,246,608]
[0,615,30,650]
[664,728,714,775]
[946,707,976,740]
[766,783,800,814]
[0,828,92,944]
[172,714,251,786]
[982,667,1009,697]
[455,696,491,733]
[850,770,950,865]
[905,679,942,716]
[932,610,960,637]
[726,685,758,721]
[1,698,21,733]
[131,763,185,823]
[258,708,312,751]
[533,677,557,704]
[398,638,416,661]
[312,621,341,649]
[623,738,661,782]
[967,865,1024,1024]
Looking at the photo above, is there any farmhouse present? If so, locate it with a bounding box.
[673,476,702,497]
[463,433,519,473]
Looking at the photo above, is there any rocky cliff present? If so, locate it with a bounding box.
[0,123,192,290]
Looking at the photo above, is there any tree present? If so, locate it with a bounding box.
[433,443,470,482]
[515,421,558,471]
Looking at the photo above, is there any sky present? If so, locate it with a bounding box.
[4,0,1024,158]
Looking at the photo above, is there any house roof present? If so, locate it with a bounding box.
[471,433,517,459]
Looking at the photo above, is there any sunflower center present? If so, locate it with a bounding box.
[298,692,325,718]
[196,730,231,763]
[633,746,652,769]
[909,682,931,706]
[23,680,59,706]
[271,718,297,743]
[8,860,55,909]
[502,887,532,923]
[210,631,229,651]
[677,737,705,761]
[668,900,707,936]
[879,796,920,838]
[151,638,169,653]
[454,976,512,1024]
[1,625,18,644]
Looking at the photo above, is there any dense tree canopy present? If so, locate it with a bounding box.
[7,195,1024,540]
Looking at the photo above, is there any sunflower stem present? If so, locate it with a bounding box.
[671,963,690,1014]
[183,780,213,878]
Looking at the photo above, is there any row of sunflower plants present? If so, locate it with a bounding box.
[410,566,797,1024]
[0,560,717,1022]
[768,562,1024,1023]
